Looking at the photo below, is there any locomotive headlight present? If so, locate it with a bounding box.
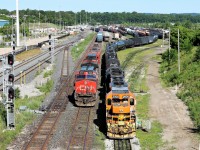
[122,95,129,99]
[112,95,119,98]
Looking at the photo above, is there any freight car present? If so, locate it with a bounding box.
[74,41,102,107]
[96,32,103,42]
[111,35,158,51]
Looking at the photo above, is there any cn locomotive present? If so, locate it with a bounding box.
[74,42,102,106]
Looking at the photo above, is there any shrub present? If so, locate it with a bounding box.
[15,87,20,99]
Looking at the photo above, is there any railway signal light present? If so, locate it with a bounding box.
[8,54,14,65]
[49,47,51,51]
[13,41,15,50]
[49,34,51,39]
[8,87,15,99]
[8,74,14,83]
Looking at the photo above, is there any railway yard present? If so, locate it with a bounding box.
[0,26,199,150]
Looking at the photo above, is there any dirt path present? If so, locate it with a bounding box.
[146,47,199,150]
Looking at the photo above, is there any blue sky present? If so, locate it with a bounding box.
[0,0,200,13]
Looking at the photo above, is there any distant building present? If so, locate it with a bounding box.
[0,20,9,27]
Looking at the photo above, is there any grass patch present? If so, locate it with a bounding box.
[43,70,53,78]
[37,79,54,94]
[136,95,164,149]
[136,94,149,119]
[15,48,42,61]
[137,121,164,150]
[93,129,106,150]
[71,33,95,61]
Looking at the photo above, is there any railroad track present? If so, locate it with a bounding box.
[114,139,132,150]
[23,34,97,150]
[23,46,70,150]
[66,107,93,150]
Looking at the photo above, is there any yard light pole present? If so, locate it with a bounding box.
[16,0,20,46]
[23,15,28,50]
[169,28,171,61]
[178,28,180,74]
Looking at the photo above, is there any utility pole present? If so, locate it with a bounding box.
[86,12,87,25]
[90,13,91,24]
[33,20,36,39]
[59,12,61,31]
[162,29,165,47]
[75,13,76,29]
[23,15,28,50]
[169,28,171,61]
[178,28,180,73]
[16,0,20,46]
[39,11,40,28]
[80,12,81,25]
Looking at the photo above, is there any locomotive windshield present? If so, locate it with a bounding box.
[87,53,96,60]
[112,90,129,93]
[76,75,85,79]
[87,56,96,59]
[87,75,96,79]
[76,75,96,79]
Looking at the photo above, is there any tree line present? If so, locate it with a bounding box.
[0,9,200,26]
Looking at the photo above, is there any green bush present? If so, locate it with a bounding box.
[193,47,200,61]
[43,70,53,78]
[37,79,54,94]
[15,87,20,99]
[0,103,6,126]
